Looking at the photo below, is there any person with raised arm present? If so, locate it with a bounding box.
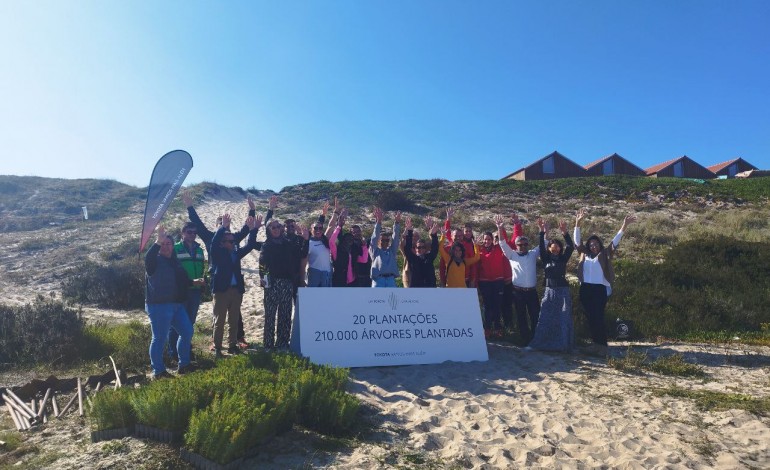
[144,225,202,379]
[260,220,309,349]
[306,199,339,287]
[438,225,480,288]
[350,223,372,287]
[182,190,273,350]
[527,218,575,352]
[331,209,369,287]
[575,209,636,356]
[369,207,402,287]
[438,207,475,288]
[209,214,262,357]
[403,216,440,288]
[496,213,542,345]
[477,226,508,339]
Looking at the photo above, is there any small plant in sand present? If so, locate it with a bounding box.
[652,385,770,417]
[608,348,706,378]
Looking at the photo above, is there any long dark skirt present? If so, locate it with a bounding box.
[528,286,574,352]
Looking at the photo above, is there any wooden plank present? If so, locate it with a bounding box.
[58,392,78,418]
[37,388,52,419]
[51,394,60,417]
[4,389,36,418]
[109,356,122,389]
[5,401,23,431]
[77,378,84,417]
[2,394,35,421]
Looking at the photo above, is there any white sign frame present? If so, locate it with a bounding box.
[296,288,488,367]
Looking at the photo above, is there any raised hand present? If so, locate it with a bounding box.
[622,214,637,231]
[429,222,440,235]
[247,195,256,211]
[245,216,256,231]
[254,214,264,230]
[576,208,587,225]
[394,211,402,224]
[221,213,232,229]
[536,218,545,232]
[446,207,455,220]
[300,225,310,240]
[333,196,340,214]
[181,190,193,208]
[322,200,330,217]
[494,214,504,227]
[423,215,433,229]
[405,217,413,231]
[374,207,383,224]
[511,211,520,225]
[559,220,568,233]
[269,195,277,210]
[156,224,167,244]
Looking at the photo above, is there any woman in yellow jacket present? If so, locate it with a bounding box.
[438,235,480,288]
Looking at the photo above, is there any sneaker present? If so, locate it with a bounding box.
[151,371,173,380]
[237,340,249,349]
[227,346,241,355]
[176,364,196,375]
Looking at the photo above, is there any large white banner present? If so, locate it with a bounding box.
[297,288,488,367]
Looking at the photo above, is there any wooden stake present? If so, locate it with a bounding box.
[5,401,23,431]
[109,356,122,389]
[30,399,37,415]
[52,395,59,417]
[4,390,36,418]
[94,382,102,393]
[2,394,35,421]
[77,378,84,417]
[58,392,78,418]
[37,388,52,420]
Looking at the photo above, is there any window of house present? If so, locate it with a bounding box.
[673,161,684,177]
[542,156,555,174]
[602,159,614,175]
[728,163,738,177]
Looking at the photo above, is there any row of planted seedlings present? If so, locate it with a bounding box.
[89,351,361,467]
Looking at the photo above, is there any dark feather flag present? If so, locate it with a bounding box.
[139,150,194,253]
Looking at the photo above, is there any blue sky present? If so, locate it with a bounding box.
[1,1,768,191]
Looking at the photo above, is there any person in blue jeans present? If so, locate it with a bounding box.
[144,225,204,379]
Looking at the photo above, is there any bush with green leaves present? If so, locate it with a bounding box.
[611,236,770,338]
[81,320,152,370]
[0,296,84,367]
[90,387,137,431]
[61,259,145,309]
[130,373,215,434]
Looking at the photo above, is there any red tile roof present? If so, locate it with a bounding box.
[645,156,685,175]
[583,153,616,170]
[707,158,741,173]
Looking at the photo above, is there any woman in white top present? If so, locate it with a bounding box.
[574,209,636,353]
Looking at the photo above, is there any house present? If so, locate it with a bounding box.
[707,158,758,178]
[584,153,646,177]
[645,156,715,179]
[502,151,587,181]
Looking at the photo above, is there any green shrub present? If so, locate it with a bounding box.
[82,321,152,370]
[130,373,214,433]
[90,387,137,431]
[376,190,413,212]
[61,259,145,309]
[185,395,275,465]
[611,236,770,338]
[0,297,84,366]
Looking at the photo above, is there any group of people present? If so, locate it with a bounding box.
[143,192,635,378]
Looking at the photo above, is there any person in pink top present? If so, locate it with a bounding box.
[331,209,369,287]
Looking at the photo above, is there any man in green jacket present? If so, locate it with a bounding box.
[168,221,206,360]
